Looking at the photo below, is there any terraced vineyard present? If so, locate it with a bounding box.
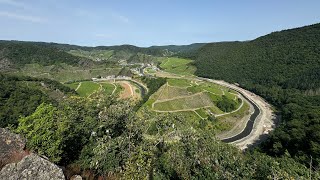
[153,92,214,111]
[146,78,244,121]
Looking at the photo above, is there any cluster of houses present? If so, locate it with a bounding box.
[130,63,160,77]
[92,75,132,82]
[92,61,160,81]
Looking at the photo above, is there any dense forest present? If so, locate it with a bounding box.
[193,23,320,169]
[0,74,75,127]
[0,41,94,68]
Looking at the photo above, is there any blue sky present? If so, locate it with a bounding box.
[0,0,319,47]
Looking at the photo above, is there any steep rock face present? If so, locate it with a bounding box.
[0,128,26,167]
[0,153,65,180]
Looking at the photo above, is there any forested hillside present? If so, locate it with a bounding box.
[0,41,93,69]
[194,23,320,168]
[0,74,75,127]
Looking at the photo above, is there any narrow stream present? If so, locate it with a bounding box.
[221,92,260,143]
[129,80,147,97]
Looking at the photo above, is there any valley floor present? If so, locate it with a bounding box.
[146,69,276,150]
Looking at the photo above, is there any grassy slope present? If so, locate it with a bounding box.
[167,78,191,87]
[100,82,116,96]
[75,81,100,97]
[66,81,117,97]
[159,57,196,75]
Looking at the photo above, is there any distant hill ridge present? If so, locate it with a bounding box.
[0,40,207,69]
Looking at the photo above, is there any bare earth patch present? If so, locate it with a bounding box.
[118,81,133,99]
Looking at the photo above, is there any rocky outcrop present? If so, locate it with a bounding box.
[0,128,66,179]
[0,128,26,168]
[0,153,65,180]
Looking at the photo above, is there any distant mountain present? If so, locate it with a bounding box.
[0,41,172,70]
[150,43,206,53]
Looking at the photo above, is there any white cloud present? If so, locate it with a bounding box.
[0,0,28,8]
[0,11,46,23]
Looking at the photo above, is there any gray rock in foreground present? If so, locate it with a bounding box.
[0,153,65,180]
[0,128,26,164]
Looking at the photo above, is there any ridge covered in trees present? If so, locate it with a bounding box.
[193,23,320,168]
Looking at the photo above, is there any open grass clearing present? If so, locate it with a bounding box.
[100,82,116,96]
[76,81,100,97]
[167,78,192,88]
[159,57,196,75]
